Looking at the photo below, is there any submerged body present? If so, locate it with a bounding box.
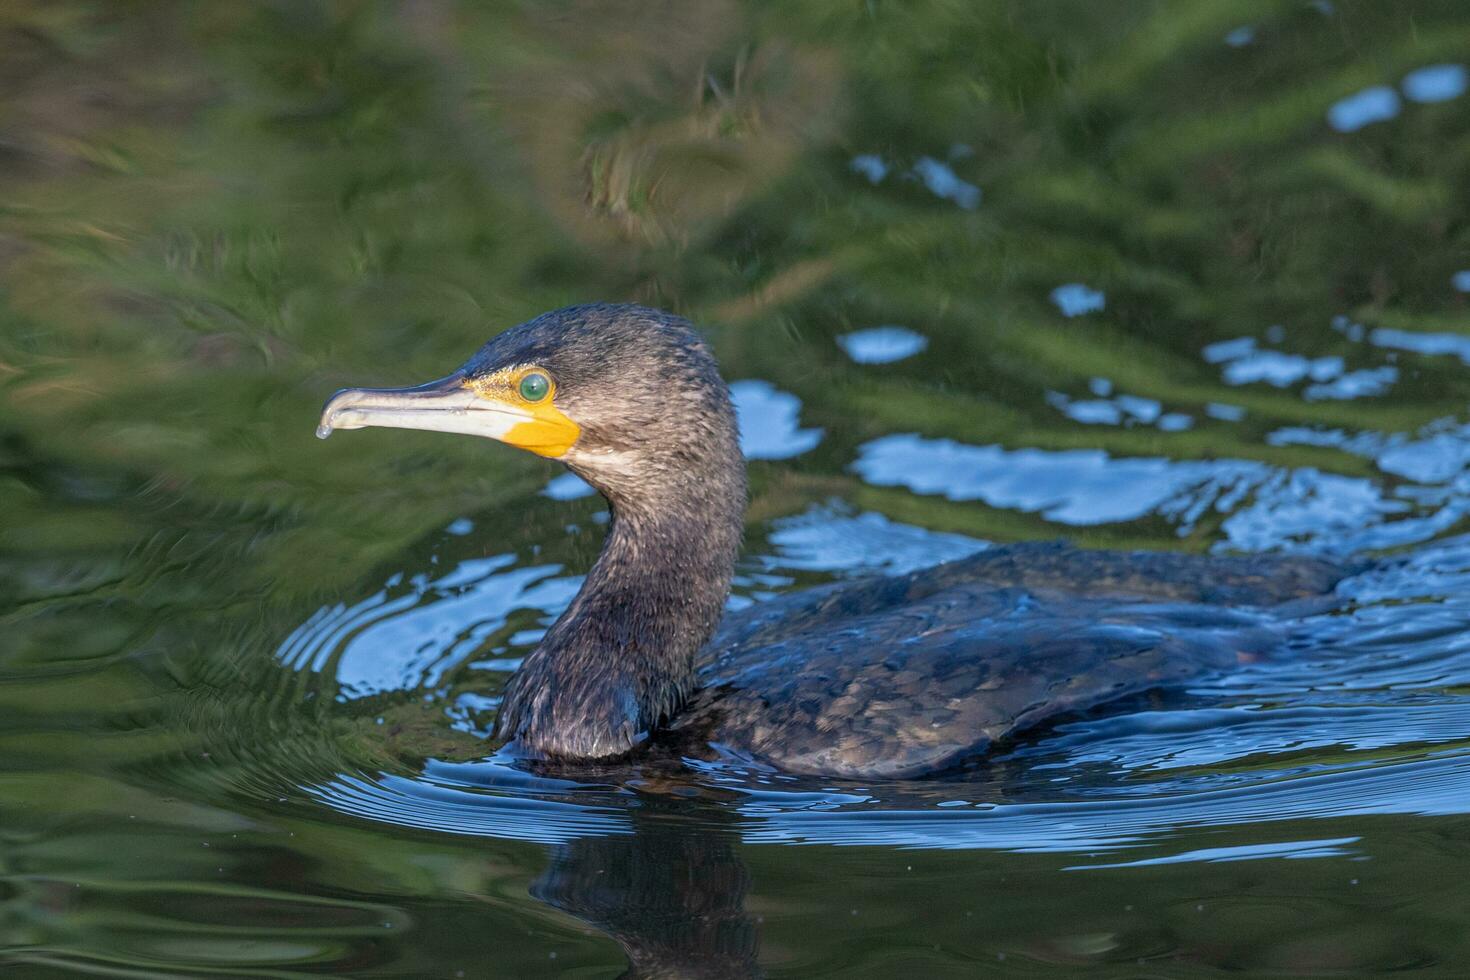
[680,542,1342,778]
[319,304,1347,779]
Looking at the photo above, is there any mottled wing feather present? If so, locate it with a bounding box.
[707,542,1344,654]
[679,544,1344,779]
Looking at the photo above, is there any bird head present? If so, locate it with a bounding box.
[317,304,743,503]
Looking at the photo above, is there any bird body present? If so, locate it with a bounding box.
[680,541,1340,778]
[319,304,1345,779]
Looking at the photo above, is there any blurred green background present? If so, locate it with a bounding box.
[5,0,1467,604]
[3,1,1470,975]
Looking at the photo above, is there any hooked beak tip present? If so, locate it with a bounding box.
[316,386,364,440]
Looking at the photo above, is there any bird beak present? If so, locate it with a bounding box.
[316,372,580,458]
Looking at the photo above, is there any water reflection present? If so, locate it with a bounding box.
[1268,417,1470,487]
[1268,425,1394,458]
[307,758,631,844]
[851,432,1465,552]
[741,753,1470,852]
[836,326,928,364]
[1047,388,1193,430]
[1113,394,1162,423]
[1327,85,1400,132]
[1204,336,1347,388]
[852,434,1265,528]
[1223,25,1255,48]
[303,756,763,975]
[0,838,414,975]
[1402,63,1468,103]
[911,157,981,210]
[728,380,823,460]
[849,154,887,184]
[277,557,579,700]
[761,503,987,576]
[1073,836,1362,870]
[848,152,980,209]
[1370,327,1470,365]
[531,797,760,979]
[1304,365,1397,401]
[1327,62,1466,132]
[1050,283,1106,318]
[544,472,596,500]
[8,0,1470,973]
[1376,422,1470,484]
[1157,412,1193,431]
[1206,402,1247,421]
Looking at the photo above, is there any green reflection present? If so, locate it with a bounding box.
[3,0,1470,975]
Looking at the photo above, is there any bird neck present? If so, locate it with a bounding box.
[497,461,746,759]
[580,488,742,653]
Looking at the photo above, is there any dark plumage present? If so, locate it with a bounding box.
[320,304,1348,778]
[487,307,745,759]
[679,542,1341,777]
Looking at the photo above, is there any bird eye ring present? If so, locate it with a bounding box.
[518,371,551,402]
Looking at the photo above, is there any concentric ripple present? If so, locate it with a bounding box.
[265,526,1470,869]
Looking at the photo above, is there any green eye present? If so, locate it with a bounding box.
[518,371,551,402]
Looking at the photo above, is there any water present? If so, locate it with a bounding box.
[3,2,1470,975]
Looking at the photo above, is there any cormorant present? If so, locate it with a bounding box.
[318,304,1345,778]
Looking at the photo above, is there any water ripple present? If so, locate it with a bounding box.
[277,556,580,700]
[305,769,632,843]
[739,752,1470,851]
[851,433,1464,553]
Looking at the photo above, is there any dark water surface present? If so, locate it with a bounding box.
[4,2,1470,975]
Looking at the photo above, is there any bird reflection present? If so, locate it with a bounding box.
[529,794,760,979]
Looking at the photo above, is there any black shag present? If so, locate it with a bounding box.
[318,304,1344,778]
